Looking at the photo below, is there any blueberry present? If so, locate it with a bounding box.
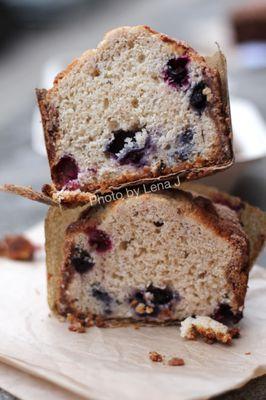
[153,220,164,227]
[105,129,148,166]
[175,129,194,161]
[130,285,178,318]
[212,304,243,324]
[147,285,174,305]
[70,246,94,274]
[119,148,145,165]
[190,81,207,112]
[105,130,136,155]
[88,228,112,253]
[164,57,190,88]
[92,287,112,315]
[52,155,79,188]
[134,291,145,303]
[92,288,112,304]
[179,129,194,145]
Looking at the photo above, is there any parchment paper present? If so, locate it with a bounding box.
[0,223,265,400]
[0,362,86,400]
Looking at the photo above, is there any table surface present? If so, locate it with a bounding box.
[0,0,265,398]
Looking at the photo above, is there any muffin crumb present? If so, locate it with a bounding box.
[149,351,163,362]
[168,357,185,366]
[0,234,36,261]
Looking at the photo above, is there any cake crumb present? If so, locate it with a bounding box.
[229,327,240,339]
[180,316,239,345]
[168,357,185,366]
[149,351,163,362]
[67,314,87,333]
[0,235,36,261]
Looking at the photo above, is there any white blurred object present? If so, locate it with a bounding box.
[231,97,266,162]
[236,42,266,69]
[32,62,266,192]
[202,97,266,191]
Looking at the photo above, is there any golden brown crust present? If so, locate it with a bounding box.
[41,163,233,206]
[182,183,266,267]
[37,25,233,194]
[36,89,58,173]
[45,205,87,311]
[0,184,57,206]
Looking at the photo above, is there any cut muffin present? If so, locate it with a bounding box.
[46,188,253,328]
[37,25,233,197]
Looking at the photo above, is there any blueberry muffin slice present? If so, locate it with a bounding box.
[46,189,250,328]
[37,25,232,198]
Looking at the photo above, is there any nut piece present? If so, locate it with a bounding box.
[0,235,35,261]
[135,303,155,315]
[149,351,163,362]
[135,303,146,314]
[168,357,185,366]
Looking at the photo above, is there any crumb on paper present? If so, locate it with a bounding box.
[149,351,163,363]
[180,316,240,345]
[245,352,251,355]
[0,234,36,261]
[168,357,185,366]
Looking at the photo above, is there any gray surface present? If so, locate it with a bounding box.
[0,0,265,398]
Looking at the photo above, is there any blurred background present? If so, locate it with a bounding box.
[0,0,265,254]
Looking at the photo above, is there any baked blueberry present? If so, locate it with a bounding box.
[52,155,79,188]
[120,148,145,165]
[130,285,178,318]
[164,57,190,88]
[70,246,94,274]
[153,220,164,227]
[88,228,112,253]
[92,288,112,303]
[212,303,243,324]
[175,129,194,161]
[190,81,207,112]
[147,285,174,305]
[105,130,136,155]
[105,129,148,166]
[179,129,194,144]
[92,287,112,315]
